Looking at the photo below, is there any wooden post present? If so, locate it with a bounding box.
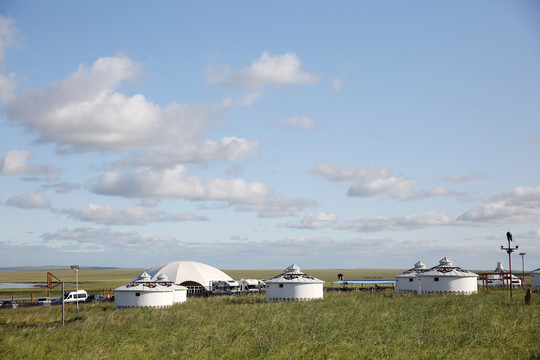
[31,293,34,302]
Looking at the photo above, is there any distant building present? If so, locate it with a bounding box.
[478,262,522,288]
[115,271,187,309]
[417,257,478,295]
[531,268,540,290]
[394,261,427,293]
[265,264,324,302]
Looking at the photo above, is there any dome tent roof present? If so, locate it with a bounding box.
[419,257,478,278]
[142,261,233,289]
[395,261,427,278]
[265,264,324,284]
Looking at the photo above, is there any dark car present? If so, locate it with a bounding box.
[85,295,105,303]
[1,301,19,309]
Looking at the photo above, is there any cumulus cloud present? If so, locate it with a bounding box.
[221,92,261,108]
[288,212,338,229]
[347,177,418,199]
[314,163,469,201]
[275,116,318,131]
[89,165,272,203]
[41,227,178,250]
[233,196,317,218]
[7,54,214,153]
[6,191,51,209]
[458,186,540,225]
[63,203,207,225]
[312,163,392,182]
[206,52,319,88]
[288,211,456,232]
[40,181,80,194]
[0,150,60,181]
[115,137,259,168]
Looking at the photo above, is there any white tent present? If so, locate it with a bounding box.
[115,272,175,309]
[265,264,324,302]
[417,257,478,295]
[531,268,540,290]
[143,261,234,294]
[394,261,427,293]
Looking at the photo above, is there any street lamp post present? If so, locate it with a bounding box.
[70,265,80,317]
[501,232,518,299]
[519,252,526,287]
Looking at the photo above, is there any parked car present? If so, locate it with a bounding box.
[85,295,105,303]
[50,298,60,306]
[1,301,19,309]
[36,297,52,306]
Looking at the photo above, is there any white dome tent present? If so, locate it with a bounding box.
[143,261,234,295]
[531,268,540,290]
[417,257,478,295]
[115,272,177,309]
[265,264,324,302]
[394,261,427,293]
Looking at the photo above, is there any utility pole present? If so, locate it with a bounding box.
[519,252,526,287]
[71,265,80,317]
[501,232,518,298]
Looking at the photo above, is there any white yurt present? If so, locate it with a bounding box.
[143,261,234,295]
[115,272,175,309]
[265,264,324,302]
[156,273,188,304]
[531,268,540,290]
[417,257,478,295]
[394,261,427,293]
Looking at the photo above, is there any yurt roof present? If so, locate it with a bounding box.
[142,261,233,288]
[395,261,427,278]
[531,268,540,274]
[265,264,324,284]
[418,257,477,278]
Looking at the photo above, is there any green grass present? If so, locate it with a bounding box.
[0,289,538,359]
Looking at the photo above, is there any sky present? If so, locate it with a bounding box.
[0,1,539,271]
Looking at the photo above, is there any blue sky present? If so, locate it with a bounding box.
[0,1,539,271]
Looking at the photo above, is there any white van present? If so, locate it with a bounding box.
[63,290,88,304]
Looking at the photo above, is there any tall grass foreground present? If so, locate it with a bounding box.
[1,290,538,359]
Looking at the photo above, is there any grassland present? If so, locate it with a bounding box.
[0,269,538,359]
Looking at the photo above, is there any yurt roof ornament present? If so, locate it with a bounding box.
[501,231,519,299]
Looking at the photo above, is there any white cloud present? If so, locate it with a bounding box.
[233,196,317,218]
[347,177,418,199]
[63,203,207,225]
[330,77,344,92]
[115,137,259,167]
[287,212,338,229]
[0,150,60,181]
[7,54,213,153]
[206,52,319,88]
[90,165,272,203]
[41,227,178,250]
[40,181,80,194]
[288,211,456,232]
[276,116,318,131]
[6,191,51,209]
[458,186,540,225]
[312,163,392,181]
[221,91,261,107]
